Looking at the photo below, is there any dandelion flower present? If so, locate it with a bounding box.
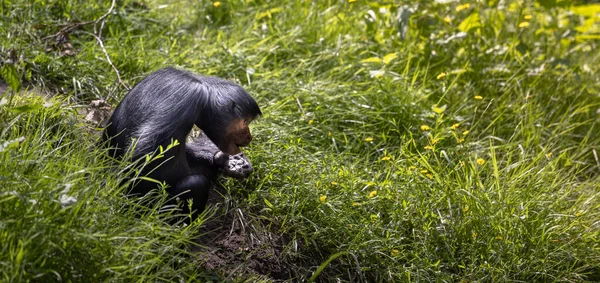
[331,181,338,185]
[451,123,460,130]
[443,17,452,23]
[476,158,485,165]
[518,22,530,28]
[213,1,221,7]
[437,72,447,79]
[368,190,377,198]
[381,156,391,161]
[456,3,470,11]
[462,130,470,135]
[364,137,374,142]
[319,195,327,203]
[391,249,400,257]
[308,119,314,125]
[524,14,532,20]
[474,95,483,100]
[426,173,433,179]
[420,125,431,131]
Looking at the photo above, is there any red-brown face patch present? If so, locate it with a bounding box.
[219,118,253,155]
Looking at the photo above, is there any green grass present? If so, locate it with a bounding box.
[1,0,600,281]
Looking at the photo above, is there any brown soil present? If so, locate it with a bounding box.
[193,186,294,281]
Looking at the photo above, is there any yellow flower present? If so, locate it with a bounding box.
[451,123,460,130]
[331,181,338,185]
[437,72,447,79]
[456,3,470,11]
[319,195,327,203]
[420,125,431,131]
[368,190,377,198]
[431,138,440,145]
[476,158,485,165]
[474,95,483,100]
[458,138,465,143]
[364,137,374,142]
[575,211,582,217]
[519,22,530,28]
[443,17,452,23]
[391,249,400,257]
[462,205,469,212]
[426,173,433,179]
[432,104,446,114]
[524,14,532,20]
[349,0,357,2]
[424,145,434,150]
[462,130,470,135]
[381,156,391,161]
[308,119,314,125]
[420,169,429,173]
[213,1,221,7]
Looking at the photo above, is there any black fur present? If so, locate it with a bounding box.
[103,67,261,217]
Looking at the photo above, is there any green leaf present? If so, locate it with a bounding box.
[382,53,397,65]
[256,7,282,20]
[8,103,42,113]
[458,12,481,32]
[571,4,600,16]
[0,64,21,93]
[264,198,274,209]
[308,251,348,283]
[576,34,600,41]
[360,57,383,64]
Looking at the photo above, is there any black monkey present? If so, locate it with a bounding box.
[103,67,261,218]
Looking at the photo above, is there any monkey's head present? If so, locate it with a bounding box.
[195,78,262,155]
[220,117,255,155]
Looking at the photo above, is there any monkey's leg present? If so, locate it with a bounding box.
[168,174,212,219]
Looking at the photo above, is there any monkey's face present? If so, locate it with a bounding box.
[221,118,254,155]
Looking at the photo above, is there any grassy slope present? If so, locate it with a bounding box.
[1,0,599,281]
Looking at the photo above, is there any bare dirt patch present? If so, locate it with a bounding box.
[193,186,294,281]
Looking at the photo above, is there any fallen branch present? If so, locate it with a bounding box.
[43,0,130,90]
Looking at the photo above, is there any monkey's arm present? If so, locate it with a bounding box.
[186,135,253,178]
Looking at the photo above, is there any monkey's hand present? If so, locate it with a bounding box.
[220,152,253,179]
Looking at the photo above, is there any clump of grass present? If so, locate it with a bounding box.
[0,94,213,281]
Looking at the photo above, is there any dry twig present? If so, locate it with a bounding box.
[43,0,130,90]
